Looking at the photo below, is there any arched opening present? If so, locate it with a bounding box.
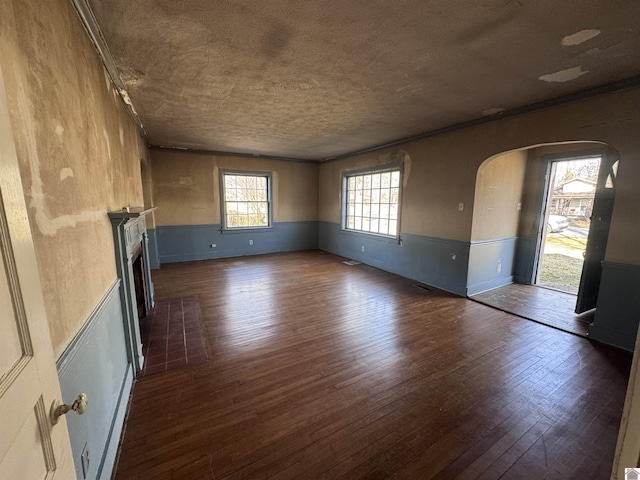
[468,141,619,336]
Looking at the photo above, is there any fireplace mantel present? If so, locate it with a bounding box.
[108,207,157,373]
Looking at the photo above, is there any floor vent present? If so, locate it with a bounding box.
[413,283,432,291]
[342,260,361,266]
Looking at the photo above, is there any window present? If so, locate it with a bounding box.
[344,167,401,236]
[221,171,271,229]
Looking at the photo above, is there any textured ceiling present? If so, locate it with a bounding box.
[88,0,640,160]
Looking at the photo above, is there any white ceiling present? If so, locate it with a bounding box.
[88,0,640,160]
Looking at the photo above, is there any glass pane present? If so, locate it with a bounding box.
[347,216,355,228]
[362,217,371,231]
[228,215,239,227]
[389,220,398,234]
[348,205,355,216]
[390,204,398,220]
[356,190,363,203]
[379,219,389,235]
[226,202,238,214]
[371,189,380,203]
[225,175,236,188]
[380,188,390,203]
[370,204,379,219]
[238,202,248,214]
[355,203,363,217]
[381,172,391,188]
[391,171,400,187]
[363,175,371,189]
[258,202,268,214]
[348,177,355,190]
[370,219,379,232]
[390,188,399,204]
[380,204,390,219]
[371,174,381,189]
[354,217,362,230]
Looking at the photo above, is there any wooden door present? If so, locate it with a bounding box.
[575,149,618,313]
[0,67,75,478]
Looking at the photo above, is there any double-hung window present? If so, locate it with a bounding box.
[343,166,401,237]
[221,170,271,229]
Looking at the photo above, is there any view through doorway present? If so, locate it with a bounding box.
[536,156,601,294]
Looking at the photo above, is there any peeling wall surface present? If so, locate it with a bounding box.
[87,0,640,159]
[0,0,146,357]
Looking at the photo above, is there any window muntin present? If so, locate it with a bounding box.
[344,169,401,236]
[221,172,271,229]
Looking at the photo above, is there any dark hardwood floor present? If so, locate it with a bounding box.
[113,251,632,480]
[471,284,592,337]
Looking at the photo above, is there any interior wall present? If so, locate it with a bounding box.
[0,0,148,478]
[0,0,147,356]
[319,86,640,349]
[467,150,527,295]
[151,149,319,263]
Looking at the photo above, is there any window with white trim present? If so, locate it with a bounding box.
[344,167,401,236]
[221,171,271,229]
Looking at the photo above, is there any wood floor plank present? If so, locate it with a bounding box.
[112,251,632,480]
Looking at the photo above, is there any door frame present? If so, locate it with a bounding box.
[528,148,606,288]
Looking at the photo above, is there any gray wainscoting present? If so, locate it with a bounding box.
[588,261,640,351]
[57,280,133,480]
[467,237,519,296]
[318,221,469,296]
[156,221,319,264]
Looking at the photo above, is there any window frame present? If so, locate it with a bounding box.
[341,163,403,239]
[219,169,273,232]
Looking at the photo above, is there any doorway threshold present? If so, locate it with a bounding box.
[470,284,592,337]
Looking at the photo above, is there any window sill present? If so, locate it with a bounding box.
[221,226,274,234]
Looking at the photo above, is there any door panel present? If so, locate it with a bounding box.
[0,66,75,478]
[575,150,617,313]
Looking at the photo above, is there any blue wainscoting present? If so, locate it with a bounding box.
[318,221,469,296]
[147,228,160,270]
[588,261,640,351]
[156,221,319,264]
[467,237,519,296]
[57,280,133,480]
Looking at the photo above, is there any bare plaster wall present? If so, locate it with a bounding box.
[0,0,147,356]
[471,150,527,241]
[151,150,318,226]
[319,87,640,265]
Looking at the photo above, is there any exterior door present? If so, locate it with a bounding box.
[575,149,618,313]
[0,67,75,477]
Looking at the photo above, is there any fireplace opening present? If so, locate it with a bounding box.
[131,243,148,320]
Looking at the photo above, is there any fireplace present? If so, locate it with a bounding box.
[108,207,156,373]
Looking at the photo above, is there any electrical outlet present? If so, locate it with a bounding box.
[517,202,522,211]
[458,203,464,212]
[81,443,90,479]
[361,245,365,252]
[249,239,253,246]
[210,243,216,248]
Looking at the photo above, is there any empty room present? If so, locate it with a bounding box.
[1,0,640,479]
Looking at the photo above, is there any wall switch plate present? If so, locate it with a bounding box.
[249,239,253,246]
[517,202,522,211]
[361,245,365,252]
[210,243,216,248]
[458,203,464,212]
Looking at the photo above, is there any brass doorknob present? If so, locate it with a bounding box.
[50,393,88,425]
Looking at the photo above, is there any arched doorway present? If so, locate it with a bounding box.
[468,142,619,335]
